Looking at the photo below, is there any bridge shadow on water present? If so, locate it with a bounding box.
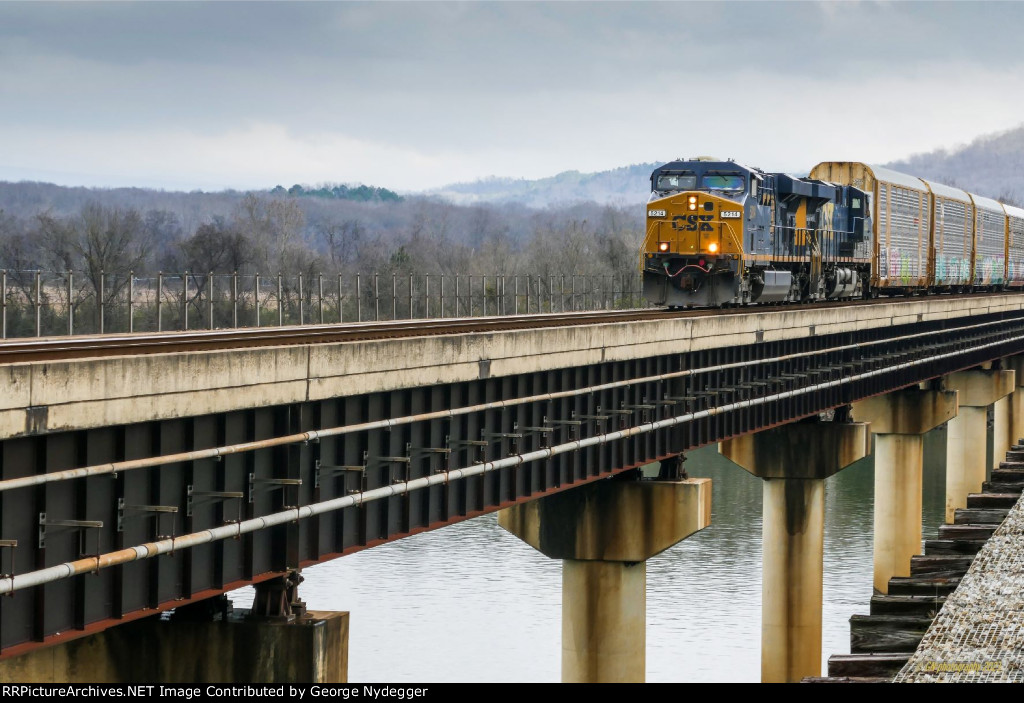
[231,429,955,682]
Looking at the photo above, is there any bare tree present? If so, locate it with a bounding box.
[234,194,306,272]
[179,217,252,273]
[34,203,151,329]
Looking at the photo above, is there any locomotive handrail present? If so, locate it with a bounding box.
[719,219,744,254]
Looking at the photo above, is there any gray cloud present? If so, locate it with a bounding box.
[1,1,1022,190]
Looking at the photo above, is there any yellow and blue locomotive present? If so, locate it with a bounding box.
[642,158,872,307]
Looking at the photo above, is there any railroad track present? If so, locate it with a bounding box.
[0,292,1015,364]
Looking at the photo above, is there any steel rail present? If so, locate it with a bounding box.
[0,309,679,361]
[0,292,1011,363]
[2,323,1019,595]
[0,313,1016,494]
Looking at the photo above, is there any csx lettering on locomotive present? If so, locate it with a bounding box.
[671,214,714,232]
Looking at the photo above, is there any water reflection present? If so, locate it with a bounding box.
[232,428,948,682]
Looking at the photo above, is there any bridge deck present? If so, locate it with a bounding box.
[3,293,1024,657]
[2,294,1022,440]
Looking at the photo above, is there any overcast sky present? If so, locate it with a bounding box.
[1,1,1022,192]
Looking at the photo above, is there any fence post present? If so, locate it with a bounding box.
[392,273,397,320]
[408,274,413,319]
[337,273,344,323]
[440,274,445,319]
[318,274,324,324]
[277,273,284,327]
[99,270,106,334]
[183,271,188,331]
[232,271,239,328]
[67,271,74,335]
[128,271,135,333]
[34,270,41,337]
[357,273,362,322]
[456,276,461,316]
[254,272,261,328]
[156,272,163,331]
[425,274,430,319]
[374,274,380,321]
[1,270,5,339]
[298,273,304,325]
[483,275,487,316]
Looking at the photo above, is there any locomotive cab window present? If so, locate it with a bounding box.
[702,174,745,192]
[656,173,697,191]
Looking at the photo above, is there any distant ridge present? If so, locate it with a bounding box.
[428,163,658,208]
[886,124,1024,205]
[425,124,1024,209]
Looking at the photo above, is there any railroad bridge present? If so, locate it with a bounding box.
[0,294,1023,683]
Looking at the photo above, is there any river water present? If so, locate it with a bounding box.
[232,428,952,682]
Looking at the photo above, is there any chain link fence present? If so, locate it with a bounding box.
[0,270,646,339]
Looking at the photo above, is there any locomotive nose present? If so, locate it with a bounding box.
[645,192,736,257]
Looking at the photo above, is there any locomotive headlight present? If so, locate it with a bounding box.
[708,242,719,253]
[658,242,670,252]
[688,195,698,211]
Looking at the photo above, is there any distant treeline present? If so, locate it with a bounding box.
[270,183,402,202]
[0,180,646,329]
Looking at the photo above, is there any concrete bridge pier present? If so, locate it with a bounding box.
[943,369,1014,523]
[0,575,349,683]
[852,388,958,592]
[719,418,871,683]
[993,395,1010,471]
[1002,356,1024,456]
[498,473,711,683]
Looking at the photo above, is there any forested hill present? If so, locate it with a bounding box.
[0,177,645,286]
[429,122,1024,208]
[886,125,1024,204]
[428,163,658,208]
